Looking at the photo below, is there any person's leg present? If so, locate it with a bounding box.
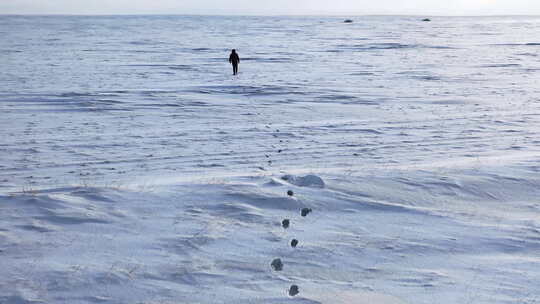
[233,63,238,75]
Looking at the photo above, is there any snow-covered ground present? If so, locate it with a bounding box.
[1,15,540,303]
[2,168,540,303]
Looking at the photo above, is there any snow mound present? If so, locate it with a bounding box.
[281,174,325,188]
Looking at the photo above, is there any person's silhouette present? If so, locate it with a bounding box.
[229,49,240,75]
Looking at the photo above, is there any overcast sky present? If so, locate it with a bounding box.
[1,0,539,15]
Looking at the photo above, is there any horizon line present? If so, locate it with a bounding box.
[2,13,540,17]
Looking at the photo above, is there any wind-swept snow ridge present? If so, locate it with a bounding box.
[1,166,539,303]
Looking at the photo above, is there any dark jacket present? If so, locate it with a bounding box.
[229,52,240,64]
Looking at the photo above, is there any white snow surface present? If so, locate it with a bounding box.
[1,15,540,303]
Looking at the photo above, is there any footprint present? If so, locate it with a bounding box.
[282,219,290,229]
[301,208,312,217]
[288,285,299,296]
[271,258,283,271]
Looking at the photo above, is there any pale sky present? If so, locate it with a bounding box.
[1,0,539,15]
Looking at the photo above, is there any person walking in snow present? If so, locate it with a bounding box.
[229,49,240,75]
